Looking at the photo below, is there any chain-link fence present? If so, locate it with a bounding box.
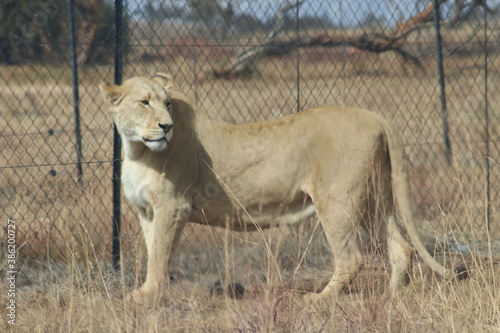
[1,0,499,267]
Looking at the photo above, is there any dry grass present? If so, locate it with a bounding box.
[0,24,499,330]
[0,211,499,332]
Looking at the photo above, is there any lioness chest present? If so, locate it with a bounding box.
[122,160,162,210]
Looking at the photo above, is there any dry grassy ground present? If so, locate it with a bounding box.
[1,26,499,330]
[0,220,499,332]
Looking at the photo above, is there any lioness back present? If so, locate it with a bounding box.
[190,105,390,229]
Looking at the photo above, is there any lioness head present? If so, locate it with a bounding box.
[100,73,174,152]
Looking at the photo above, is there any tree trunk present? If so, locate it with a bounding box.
[76,0,102,65]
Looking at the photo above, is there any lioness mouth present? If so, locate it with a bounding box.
[143,137,166,143]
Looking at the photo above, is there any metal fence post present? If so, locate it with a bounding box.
[112,0,124,272]
[483,8,491,233]
[432,0,452,165]
[295,0,300,113]
[67,0,84,186]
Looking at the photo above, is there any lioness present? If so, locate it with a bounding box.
[100,73,453,306]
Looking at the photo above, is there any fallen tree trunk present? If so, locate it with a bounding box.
[213,32,423,79]
[212,0,494,79]
[212,0,426,79]
[212,0,462,79]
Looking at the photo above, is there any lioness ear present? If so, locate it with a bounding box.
[99,81,122,105]
[152,72,174,89]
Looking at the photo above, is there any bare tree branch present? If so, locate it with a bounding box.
[268,0,305,41]
[213,1,303,78]
[450,0,498,25]
[395,0,445,36]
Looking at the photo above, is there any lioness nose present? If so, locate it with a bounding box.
[158,123,173,133]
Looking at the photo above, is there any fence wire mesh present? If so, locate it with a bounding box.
[0,0,499,268]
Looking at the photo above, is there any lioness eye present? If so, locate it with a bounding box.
[165,101,172,109]
[140,100,150,106]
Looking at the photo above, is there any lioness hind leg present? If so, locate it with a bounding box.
[376,170,414,292]
[322,229,364,297]
[311,202,366,299]
[386,209,413,291]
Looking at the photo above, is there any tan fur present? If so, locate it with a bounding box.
[100,73,453,306]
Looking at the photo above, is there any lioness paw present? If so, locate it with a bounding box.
[130,288,158,306]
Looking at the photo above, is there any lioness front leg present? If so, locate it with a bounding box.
[132,205,188,306]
